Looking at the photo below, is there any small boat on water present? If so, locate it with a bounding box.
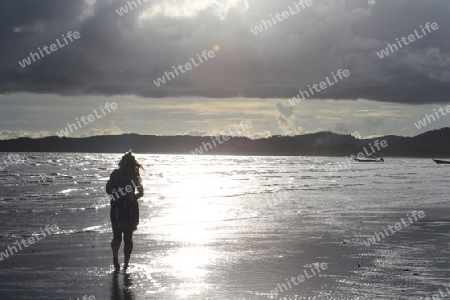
[353,156,384,163]
[432,157,450,164]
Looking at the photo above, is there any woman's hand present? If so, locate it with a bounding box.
[137,183,144,199]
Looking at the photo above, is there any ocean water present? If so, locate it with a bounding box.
[0,153,449,299]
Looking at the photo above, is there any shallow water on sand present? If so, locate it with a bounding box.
[0,153,449,299]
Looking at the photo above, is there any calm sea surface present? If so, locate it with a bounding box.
[0,153,449,299]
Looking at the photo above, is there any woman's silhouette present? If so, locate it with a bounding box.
[106,151,144,271]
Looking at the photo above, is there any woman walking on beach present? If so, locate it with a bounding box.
[106,151,144,271]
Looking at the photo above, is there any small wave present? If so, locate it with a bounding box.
[83,225,103,231]
[19,194,41,200]
[16,193,67,201]
[61,207,86,212]
[53,226,108,236]
[61,188,79,194]
[0,197,15,201]
[24,180,40,184]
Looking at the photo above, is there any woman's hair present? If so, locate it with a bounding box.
[118,150,144,176]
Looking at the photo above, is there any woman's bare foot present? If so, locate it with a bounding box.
[113,257,120,272]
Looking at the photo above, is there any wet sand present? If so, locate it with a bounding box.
[1,205,449,299]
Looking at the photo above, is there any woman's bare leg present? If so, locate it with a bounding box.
[123,231,133,269]
[111,230,122,271]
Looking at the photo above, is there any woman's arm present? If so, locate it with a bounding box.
[106,170,118,194]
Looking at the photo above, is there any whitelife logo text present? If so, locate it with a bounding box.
[18,31,81,68]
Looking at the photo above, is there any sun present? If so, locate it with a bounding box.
[213,45,220,52]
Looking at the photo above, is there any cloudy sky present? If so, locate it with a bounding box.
[0,0,449,139]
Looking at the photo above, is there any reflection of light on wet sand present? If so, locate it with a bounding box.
[139,165,234,297]
[162,247,215,298]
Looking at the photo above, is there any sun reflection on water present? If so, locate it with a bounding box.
[142,159,239,297]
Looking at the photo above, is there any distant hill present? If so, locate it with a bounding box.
[0,128,449,157]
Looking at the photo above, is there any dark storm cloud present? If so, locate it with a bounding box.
[0,0,449,104]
